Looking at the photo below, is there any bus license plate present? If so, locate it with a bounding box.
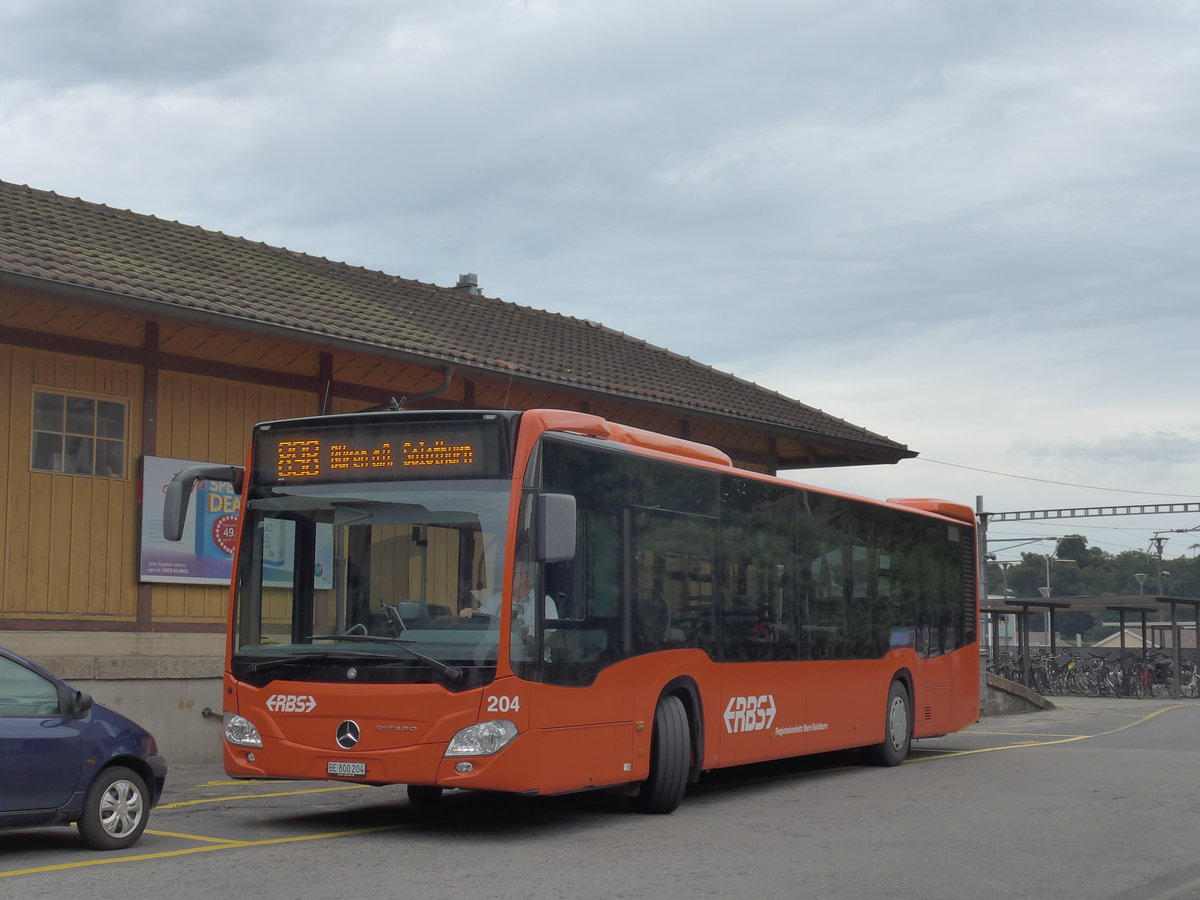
[327,761,366,777]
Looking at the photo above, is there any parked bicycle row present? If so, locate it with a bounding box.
[987,649,1200,699]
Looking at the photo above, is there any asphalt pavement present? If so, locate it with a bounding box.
[4,696,1199,900]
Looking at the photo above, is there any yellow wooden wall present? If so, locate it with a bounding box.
[0,344,143,620]
[0,341,341,625]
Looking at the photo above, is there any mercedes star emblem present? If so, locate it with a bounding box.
[335,719,361,749]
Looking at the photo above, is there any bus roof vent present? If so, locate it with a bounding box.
[605,421,732,467]
[888,498,976,524]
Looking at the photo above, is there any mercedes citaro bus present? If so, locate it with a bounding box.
[164,408,980,812]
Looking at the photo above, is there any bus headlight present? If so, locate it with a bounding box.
[224,712,263,748]
[446,720,518,756]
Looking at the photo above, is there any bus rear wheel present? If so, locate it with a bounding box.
[868,680,911,767]
[632,694,690,814]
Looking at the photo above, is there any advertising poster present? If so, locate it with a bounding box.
[139,456,332,587]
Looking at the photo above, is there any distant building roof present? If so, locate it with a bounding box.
[1093,626,1196,650]
[0,179,914,469]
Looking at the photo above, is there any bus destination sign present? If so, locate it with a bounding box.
[276,438,476,478]
[255,419,505,484]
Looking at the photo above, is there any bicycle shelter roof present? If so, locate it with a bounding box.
[981,595,1198,616]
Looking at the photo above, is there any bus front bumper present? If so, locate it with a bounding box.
[223,732,542,794]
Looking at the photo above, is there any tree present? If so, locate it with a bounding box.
[984,534,1200,645]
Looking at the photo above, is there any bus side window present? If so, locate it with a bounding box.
[539,441,630,686]
[631,510,717,655]
[718,475,798,662]
[540,513,622,683]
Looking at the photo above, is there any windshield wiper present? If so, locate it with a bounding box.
[245,649,400,675]
[308,634,464,682]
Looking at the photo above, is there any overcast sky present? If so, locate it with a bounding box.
[3,0,1198,569]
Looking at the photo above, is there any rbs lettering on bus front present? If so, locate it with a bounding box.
[274,438,477,479]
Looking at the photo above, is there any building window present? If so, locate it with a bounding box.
[31,390,128,478]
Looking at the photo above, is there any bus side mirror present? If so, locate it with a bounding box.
[163,464,245,542]
[536,493,576,563]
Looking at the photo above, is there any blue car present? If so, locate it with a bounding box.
[0,646,167,850]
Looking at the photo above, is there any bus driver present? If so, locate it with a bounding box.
[460,561,559,644]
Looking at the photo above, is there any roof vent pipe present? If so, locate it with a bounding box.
[455,273,480,295]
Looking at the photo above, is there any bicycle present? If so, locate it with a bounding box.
[1179,654,1199,699]
[1119,654,1153,699]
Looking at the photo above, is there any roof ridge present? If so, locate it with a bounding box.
[0,178,455,292]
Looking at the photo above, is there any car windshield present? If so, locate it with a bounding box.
[231,479,511,689]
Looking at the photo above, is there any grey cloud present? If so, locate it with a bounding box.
[1016,431,1200,473]
[0,0,392,89]
[3,0,1199,547]
[4,0,1197,371]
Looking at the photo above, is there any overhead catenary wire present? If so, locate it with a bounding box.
[917,457,1200,499]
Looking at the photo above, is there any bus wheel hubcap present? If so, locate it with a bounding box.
[888,697,907,750]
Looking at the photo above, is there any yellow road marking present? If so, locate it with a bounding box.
[156,783,367,811]
[0,826,394,878]
[1056,707,1160,720]
[145,829,247,844]
[965,730,1100,738]
[908,704,1189,762]
[195,779,299,787]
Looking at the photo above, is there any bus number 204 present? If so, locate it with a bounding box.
[487,695,520,713]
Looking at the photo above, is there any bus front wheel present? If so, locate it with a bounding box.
[632,694,690,814]
[868,680,911,767]
[406,784,444,809]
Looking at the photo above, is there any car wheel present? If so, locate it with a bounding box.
[77,765,150,850]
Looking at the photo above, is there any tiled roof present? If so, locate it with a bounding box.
[0,179,910,459]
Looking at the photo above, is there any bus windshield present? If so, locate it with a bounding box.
[230,478,511,690]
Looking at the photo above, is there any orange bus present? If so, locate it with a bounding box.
[164,408,980,813]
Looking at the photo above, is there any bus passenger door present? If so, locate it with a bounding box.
[530,516,636,795]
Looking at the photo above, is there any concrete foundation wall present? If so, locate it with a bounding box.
[3,631,227,765]
[983,672,1055,716]
[68,675,225,765]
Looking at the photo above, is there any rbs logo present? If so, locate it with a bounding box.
[265,694,317,713]
[724,694,777,733]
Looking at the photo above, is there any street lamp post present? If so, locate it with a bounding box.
[1038,542,1075,648]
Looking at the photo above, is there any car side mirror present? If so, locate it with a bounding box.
[70,690,94,718]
